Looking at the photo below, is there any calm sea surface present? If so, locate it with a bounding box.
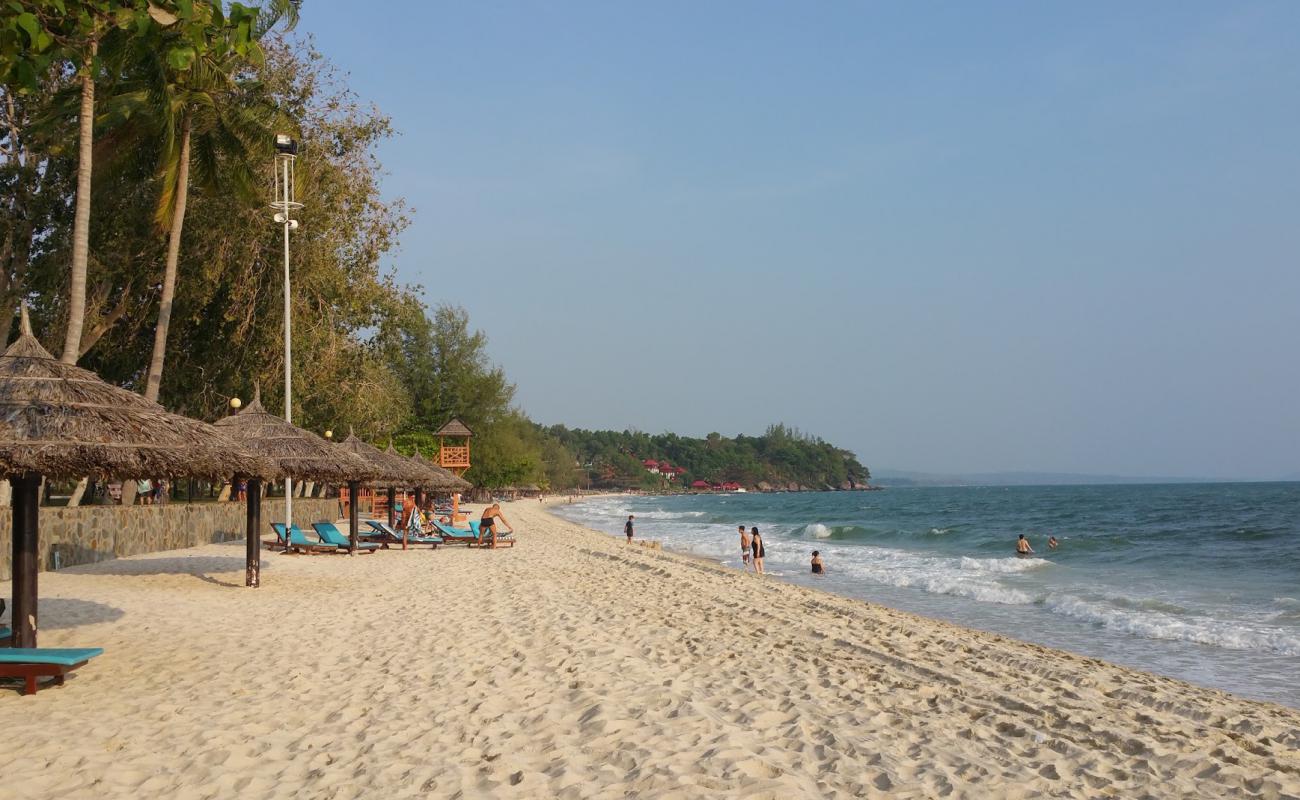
[554,483,1300,707]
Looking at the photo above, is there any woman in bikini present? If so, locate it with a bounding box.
[751,526,765,575]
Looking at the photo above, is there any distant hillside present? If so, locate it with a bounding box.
[541,423,870,491]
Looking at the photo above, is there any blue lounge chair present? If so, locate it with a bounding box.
[0,626,10,643]
[0,647,103,695]
[431,520,479,545]
[270,522,339,554]
[312,521,379,553]
[365,520,440,548]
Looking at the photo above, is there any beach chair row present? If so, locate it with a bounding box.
[269,519,515,551]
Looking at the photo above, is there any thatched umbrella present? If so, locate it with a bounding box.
[214,388,377,566]
[336,429,425,545]
[0,310,268,646]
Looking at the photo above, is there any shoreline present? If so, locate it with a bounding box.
[537,502,1299,713]
[0,500,1295,798]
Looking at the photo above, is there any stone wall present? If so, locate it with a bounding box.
[0,498,340,580]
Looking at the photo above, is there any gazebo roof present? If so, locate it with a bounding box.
[433,418,473,438]
[213,390,376,483]
[0,311,267,480]
[336,429,425,486]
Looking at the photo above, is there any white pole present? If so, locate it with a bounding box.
[282,154,293,535]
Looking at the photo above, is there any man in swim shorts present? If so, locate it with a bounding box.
[625,515,634,542]
[1016,534,1034,555]
[739,525,751,569]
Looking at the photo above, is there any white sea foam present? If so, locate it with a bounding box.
[959,556,1051,574]
[804,523,833,538]
[1044,595,1300,656]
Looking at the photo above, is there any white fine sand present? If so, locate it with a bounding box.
[1,500,1298,799]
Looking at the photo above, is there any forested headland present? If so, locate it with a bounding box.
[1,2,870,494]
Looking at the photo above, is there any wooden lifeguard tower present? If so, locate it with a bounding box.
[435,418,473,522]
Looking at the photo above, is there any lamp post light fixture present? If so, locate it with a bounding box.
[324,429,333,441]
[229,396,242,415]
[271,134,303,533]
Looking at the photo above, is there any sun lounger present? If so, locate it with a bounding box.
[431,520,479,545]
[312,521,379,553]
[0,647,103,695]
[365,520,440,548]
[270,522,340,554]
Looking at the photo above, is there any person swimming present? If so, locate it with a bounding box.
[811,550,825,575]
[1016,534,1034,556]
[1048,536,1059,550]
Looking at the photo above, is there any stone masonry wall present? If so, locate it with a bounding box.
[0,498,339,580]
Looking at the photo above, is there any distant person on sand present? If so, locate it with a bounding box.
[1048,536,1059,550]
[625,515,634,542]
[739,525,751,569]
[1016,534,1034,556]
[480,503,514,542]
[811,550,825,575]
[751,527,765,574]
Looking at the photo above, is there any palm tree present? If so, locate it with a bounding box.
[131,1,295,402]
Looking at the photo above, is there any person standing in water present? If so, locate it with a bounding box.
[751,526,765,575]
[739,525,751,570]
[811,550,825,575]
[1048,536,1059,550]
[1016,534,1034,555]
[625,515,634,542]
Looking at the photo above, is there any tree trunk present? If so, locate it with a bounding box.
[143,114,193,403]
[60,39,97,364]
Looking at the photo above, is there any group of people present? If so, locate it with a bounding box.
[738,525,768,574]
[1015,534,1060,555]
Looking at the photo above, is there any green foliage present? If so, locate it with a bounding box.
[545,423,870,491]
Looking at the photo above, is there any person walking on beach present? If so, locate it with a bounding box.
[811,550,825,575]
[751,526,765,575]
[625,515,634,542]
[1016,534,1034,556]
[739,525,752,570]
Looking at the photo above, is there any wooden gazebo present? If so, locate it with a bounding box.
[336,429,427,546]
[214,389,376,579]
[0,310,267,646]
[434,418,472,475]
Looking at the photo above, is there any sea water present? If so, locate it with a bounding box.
[554,483,1300,707]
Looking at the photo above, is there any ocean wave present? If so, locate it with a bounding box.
[959,556,1051,574]
[804,523,833,539]
[928,527,955,535]
[1044,595,1300,656]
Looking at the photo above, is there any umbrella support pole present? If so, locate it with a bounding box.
[11,472,40,648]
[347,480,360,556]
[245,478,262,587]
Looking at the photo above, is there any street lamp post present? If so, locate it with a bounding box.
[272,134,301,541]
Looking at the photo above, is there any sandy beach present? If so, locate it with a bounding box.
[2,500,1297,799]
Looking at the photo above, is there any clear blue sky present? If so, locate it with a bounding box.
[303,1,1299,479]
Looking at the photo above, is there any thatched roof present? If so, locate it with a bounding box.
[336,429,425,487]
[434,418,473,438]
[405,445,472,491]
[213,391,377,483]
[0,311,268,480]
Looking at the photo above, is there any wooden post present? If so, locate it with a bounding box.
[347,480,360,556]
[245,477,262,587]
[387,487,402,550]
[11,472,40,648]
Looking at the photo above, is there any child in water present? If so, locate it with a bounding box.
[811,550,825,574]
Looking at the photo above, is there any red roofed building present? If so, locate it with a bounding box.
[690,480,711,490]
[642,459,660,474]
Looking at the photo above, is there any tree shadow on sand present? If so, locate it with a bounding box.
[57,544,271,589]
[2,597,125,631]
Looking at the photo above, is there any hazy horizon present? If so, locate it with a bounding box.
[307,2,1300,480]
